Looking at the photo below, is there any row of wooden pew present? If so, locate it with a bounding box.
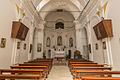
[0,58,53,80]
[68,59,120,80]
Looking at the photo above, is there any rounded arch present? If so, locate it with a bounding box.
[55,22,64,29]
[82,27,89,59]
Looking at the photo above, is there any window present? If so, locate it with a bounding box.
[55,22,64,29]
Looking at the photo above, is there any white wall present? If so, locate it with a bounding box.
[0,0,16,68]
[79,0,120,70]
[0,0,40,69]
[106,0,120,70]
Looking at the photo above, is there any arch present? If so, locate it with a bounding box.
[55,22,64,29]
[82,27,89,59]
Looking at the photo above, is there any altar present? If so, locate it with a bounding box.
[54,51,66,65]
[55,51,65,58]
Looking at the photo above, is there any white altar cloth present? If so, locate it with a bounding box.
[55,51,65,57]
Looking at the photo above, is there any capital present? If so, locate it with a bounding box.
[74,20,80,25]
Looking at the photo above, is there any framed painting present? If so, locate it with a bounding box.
[37,43,42,52]
[0,38,6,48]
[17,42,20,49]
[24,43,26,50]
[95,43,98,50]
[29,44,32,53]
[88,44,91,53]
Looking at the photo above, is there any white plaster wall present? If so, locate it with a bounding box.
[0,0,16,68]
[106,0,120,70]
[89,16,104,64]
[79,2,105,64]
[33,28,44,59]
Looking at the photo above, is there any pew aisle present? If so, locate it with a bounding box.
[47,65,73,80]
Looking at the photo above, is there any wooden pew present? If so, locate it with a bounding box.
[23,62,52,67]
[81,76,120,80]
[10,66,50,77]
[29,59,53,62]
[36,58,53,61]
[0,74,41,80]
[70,64,104,71]
[28,60,52,63]
[0,69,46,79]
[72,67,112,70]
[68,59,92,62]
[69,62,96,64]
[70,64,104,67]
[19,63,51,70]
[73,70,120,79]
[71,67,112,72]
[10,66,49,70]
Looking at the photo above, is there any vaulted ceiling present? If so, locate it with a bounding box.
[31,0,90,20]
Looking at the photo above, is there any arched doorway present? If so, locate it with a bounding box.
[82,27,89,59]
[48,49,51,58]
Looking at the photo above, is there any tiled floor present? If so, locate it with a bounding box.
[47,65,73,80]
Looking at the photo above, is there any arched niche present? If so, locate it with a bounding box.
[46,37,51,47]
[57,36,62,46]
[69,37,73,47]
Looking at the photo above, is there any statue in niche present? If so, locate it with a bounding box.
[57,36,62,46]
[46,37,51,47]
[69,37,73,47]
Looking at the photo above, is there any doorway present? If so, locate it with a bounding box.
[48,50,51,58]
[68,50,71,59]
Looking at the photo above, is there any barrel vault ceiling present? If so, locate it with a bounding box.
[31,0,90,20]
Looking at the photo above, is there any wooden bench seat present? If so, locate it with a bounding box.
[0,74,42,80]
[19,63,51,68]
[0,69,46,79]
[81,76,120,80]
[29,60,53,62]
[71,67,112,72]
[19,63,52,70]
[73,70,120,79]
[0,69,46,74]
[10,66,49,70]
[70,64,104,66]
[70,64,104,69]
[69,62,96,64]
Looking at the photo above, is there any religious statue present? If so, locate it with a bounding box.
[69,37,73,47]
[57,36,62,46]
[46,37,51,47]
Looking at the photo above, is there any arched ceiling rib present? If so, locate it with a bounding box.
[39,0,81,20]
[31,0,90,20]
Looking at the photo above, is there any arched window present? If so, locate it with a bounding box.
[69,38,73,47]
[46,37,51,47]
[55,22,64,29]
[57,36,62,46]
